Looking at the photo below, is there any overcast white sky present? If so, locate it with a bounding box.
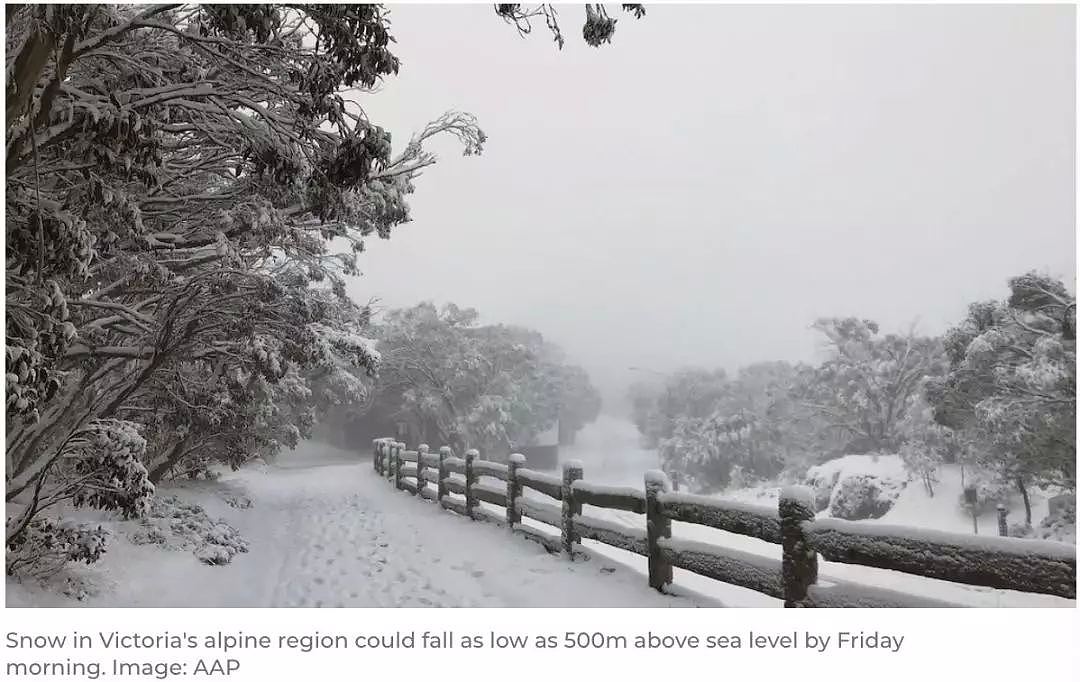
[349,3,1076,411]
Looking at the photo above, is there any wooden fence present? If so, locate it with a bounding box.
[371,438,1076,607]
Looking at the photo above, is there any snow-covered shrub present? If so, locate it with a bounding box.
[222,493,253,509]
[828,474,906,520]
[804,468,840,512]
[6,518,108,578]
[5,419,152,577]
[131,495,248,565]
[59,574,102,602]
[805,453,908,519]
[128,526,169,547]
[1030,495,1075,544]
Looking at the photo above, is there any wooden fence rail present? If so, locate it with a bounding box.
[370,437,1077,606]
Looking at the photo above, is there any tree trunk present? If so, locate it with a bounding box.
[6,18,55,132]
[149,439,191,484]
[1016,476,1032,526]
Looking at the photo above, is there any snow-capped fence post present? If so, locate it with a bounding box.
[415,444,429,497]
[464,449,479,519]
[561,460,584,558]
[437,446,451,501]
[373,439,380,474]
[394,441,405,491]
[506,453,525,527]
[385,441,395,482]
[997,505,1008,537]
[779,486,818,607]
[644,470,673,590]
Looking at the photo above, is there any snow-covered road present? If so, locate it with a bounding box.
[255,444,699,608]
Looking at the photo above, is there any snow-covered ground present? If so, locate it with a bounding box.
[8,415,1072,608]
[6,439,704,608]
[554,415,1075,608]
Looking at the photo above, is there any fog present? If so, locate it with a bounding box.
[348,4,1076,413]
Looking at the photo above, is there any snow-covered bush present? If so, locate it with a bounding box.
[131,495,248,565]
[5,419,153,577]
[1026,495,1075,544]
[829,473,906,520]
[6,518,108,578]
[805,468,840,512]
[222,493,254,510]
[805,453,908,519]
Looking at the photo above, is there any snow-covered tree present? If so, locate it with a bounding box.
[646,362,822,491]
[793,318,947,456]
[553,364,602,445]
[5,4,653,578]
[895,394,960,497]
[363,302,599,457]
[926,273,1076,524]
[5,5,482,570]
[628,367,730,451]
